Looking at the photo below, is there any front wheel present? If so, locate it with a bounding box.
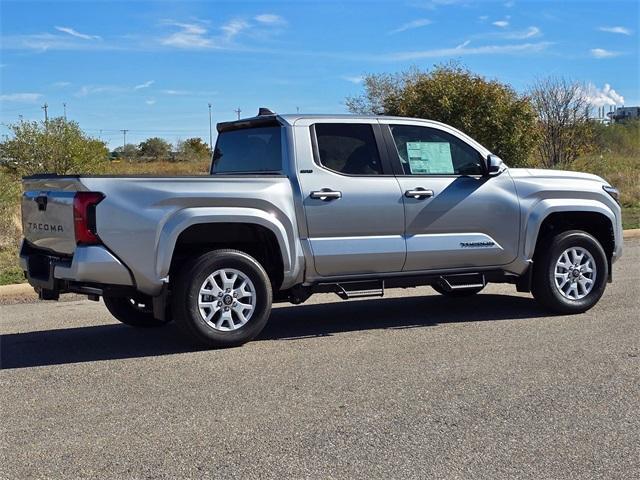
[532,230,608,314]
[172,249,273,348]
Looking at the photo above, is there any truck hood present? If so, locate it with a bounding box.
[508,168,607,185]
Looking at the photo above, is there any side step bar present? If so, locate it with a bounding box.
[288,272,493,304]
[438,273,486,291]
[336,280,385,300]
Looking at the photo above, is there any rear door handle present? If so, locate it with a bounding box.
[310,189,342,201]
[405,188,434,199]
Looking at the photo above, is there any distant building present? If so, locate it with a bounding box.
[607,106,640,123]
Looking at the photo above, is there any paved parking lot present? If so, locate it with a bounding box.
[1,240,639,479]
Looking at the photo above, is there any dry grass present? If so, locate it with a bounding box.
[103,160,210,176]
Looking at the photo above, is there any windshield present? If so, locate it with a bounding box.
[211,126,282,174]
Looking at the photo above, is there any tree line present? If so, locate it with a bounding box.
[114,137,211,163]
[0,118,211,178]
[346,64,636,168]
[1,63,637,179]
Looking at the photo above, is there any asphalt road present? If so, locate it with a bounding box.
[2,240,639,480]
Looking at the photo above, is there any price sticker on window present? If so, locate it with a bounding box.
[406,142,454,174]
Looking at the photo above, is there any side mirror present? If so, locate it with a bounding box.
[485,154,505,177]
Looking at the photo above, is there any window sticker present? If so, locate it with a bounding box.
[406,142,454,174]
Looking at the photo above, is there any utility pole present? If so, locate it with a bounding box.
[234,107,241,120]
[208,103,213,151]
[120,129,129,148]
[63,102,67,120]
[41,103,48,122]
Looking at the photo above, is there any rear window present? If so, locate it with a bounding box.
[314,123,383,175]
[211,126,282,174]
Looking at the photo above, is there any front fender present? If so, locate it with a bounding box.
[156,207,297,285]
[523,198,617,261]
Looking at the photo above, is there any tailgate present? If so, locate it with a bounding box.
[21,177,86,255]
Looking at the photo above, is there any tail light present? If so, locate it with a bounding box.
[74,192,104,245]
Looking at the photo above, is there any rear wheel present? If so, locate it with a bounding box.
[532,230,608,314]
[103,295,167,328]
[172,249,272,348]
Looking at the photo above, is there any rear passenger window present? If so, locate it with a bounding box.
[390,125,483,176]
[314,124,383,175]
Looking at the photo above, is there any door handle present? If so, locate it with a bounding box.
[405,188,434,199]
[310,189,342,201]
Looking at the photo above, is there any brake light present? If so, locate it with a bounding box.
[73,192,104,245]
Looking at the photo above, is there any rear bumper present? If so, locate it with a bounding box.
[20,241,134,293]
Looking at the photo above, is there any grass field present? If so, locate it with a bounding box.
[0,156,638,286]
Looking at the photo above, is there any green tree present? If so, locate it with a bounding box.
[138,137,172,162]
[176,137,211,162]
[346,64,538,167]
[113,143,140,162]
[0,117,109,176]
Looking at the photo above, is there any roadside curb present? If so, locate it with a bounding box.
[0,283,32,295]
[1,229,639,298]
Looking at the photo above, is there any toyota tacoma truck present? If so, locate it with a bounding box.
[20,110,623,347]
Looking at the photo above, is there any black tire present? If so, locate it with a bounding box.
[532,230,608,314]
[103,294,166,328]
[431,282,484,297]
[171,249,272,348]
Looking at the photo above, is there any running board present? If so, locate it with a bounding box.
[335,280,385,300]
[439,273,486,291]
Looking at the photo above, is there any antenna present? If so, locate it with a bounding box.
[208,103,213,151]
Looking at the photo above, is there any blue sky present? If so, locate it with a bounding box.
[1,0,638,149]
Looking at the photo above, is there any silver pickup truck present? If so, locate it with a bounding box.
[20,111,623,347]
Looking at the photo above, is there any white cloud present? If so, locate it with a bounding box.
[145,99,157,105]
[598,26,632,35]
[254,14,286,26]
[378,41,551,61]
[505,26,541,39]
[161,89,189,95]
[389,18,432,35]
[161,22,213,48]
[479,15,489,21]
[75,85,126,97]
[504,1,515,7]
[0,93,43,102]
[54,26,100,40]
[581,83,624,107]
[52,81,71,87]
[417,0,466,10]
[455,40,471,49]
[493,20,509,28]
[134,80,155,90]
[221,19,249,40]
[342,75,364,84]
[590,48,621,58]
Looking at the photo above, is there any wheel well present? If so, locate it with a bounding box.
[533,211,615,262]
[169,223,284,290]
